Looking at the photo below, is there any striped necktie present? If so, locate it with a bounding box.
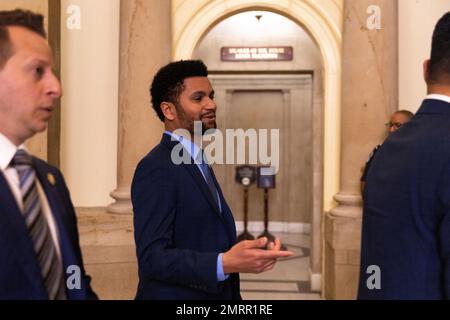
[10,150,67,300]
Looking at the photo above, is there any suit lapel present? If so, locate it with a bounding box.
[0,171,46,294]
[33,160,69,231]
[182,162,223,219]
[161,134,223,219]
[32,159,79,298]
[34,160,91,300]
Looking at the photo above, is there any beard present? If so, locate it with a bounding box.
[174,102,217,135]
[199,111,217,134]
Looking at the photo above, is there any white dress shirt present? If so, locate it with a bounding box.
[0,132,62,259]
[426,94,450,104]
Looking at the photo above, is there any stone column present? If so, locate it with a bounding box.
[61,0,120,207]
[107,0,171,214]
[324,0,398,299]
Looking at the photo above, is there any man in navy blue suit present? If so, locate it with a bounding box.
[0,9,96,300]
[358,12,450,299]
[132,60,293,299]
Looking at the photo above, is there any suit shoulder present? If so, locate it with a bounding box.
[31,157,70,195]
[32,156,63,178]
[136,142,175,171]
[131,143,178,197]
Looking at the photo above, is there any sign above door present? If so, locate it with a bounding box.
[221,46,293,61]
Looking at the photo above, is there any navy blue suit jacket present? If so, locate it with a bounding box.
[0,157,96,300]
[358,99,450,299]
[132,134,241,300]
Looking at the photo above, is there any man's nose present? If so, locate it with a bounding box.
[46,71,62,99]
[205,97,217,111]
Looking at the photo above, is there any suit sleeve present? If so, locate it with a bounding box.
[54,168,98,300]
[132,157,219,292]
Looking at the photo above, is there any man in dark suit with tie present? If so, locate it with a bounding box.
[0,9,96,300]
[358,12,450,299]
[132,60,293,299]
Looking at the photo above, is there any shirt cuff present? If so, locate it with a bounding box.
[217,253,230,282]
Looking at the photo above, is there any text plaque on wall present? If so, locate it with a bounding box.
[221,46,293,62]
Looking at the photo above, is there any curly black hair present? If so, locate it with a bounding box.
[150,60,208,122]
[0,9,46,68]
[429,11,450,84]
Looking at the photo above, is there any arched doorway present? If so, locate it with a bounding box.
[172,0,342,294]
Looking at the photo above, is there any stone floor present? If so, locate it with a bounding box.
[76,208,321,300]
[240,233,321,300]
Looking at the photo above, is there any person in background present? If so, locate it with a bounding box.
[360,110,414,194]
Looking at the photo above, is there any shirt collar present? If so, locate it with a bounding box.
[164,130,203,164]
[0,132,25,170]
[426,94,450,104]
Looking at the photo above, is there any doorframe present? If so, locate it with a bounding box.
[47,0,61,167]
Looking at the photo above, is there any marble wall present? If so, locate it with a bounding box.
[398,0,450,112]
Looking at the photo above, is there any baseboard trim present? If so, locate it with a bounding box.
[309,269,322,292]
[235,221,311,234]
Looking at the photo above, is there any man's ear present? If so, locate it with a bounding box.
[423,59,430,83]
[161,102,176,121]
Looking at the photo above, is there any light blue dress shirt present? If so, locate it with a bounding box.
[164,131,229,282]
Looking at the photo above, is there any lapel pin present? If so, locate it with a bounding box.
[47,173,56,186]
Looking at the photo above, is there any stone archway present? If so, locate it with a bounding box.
[172,0,343,292]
